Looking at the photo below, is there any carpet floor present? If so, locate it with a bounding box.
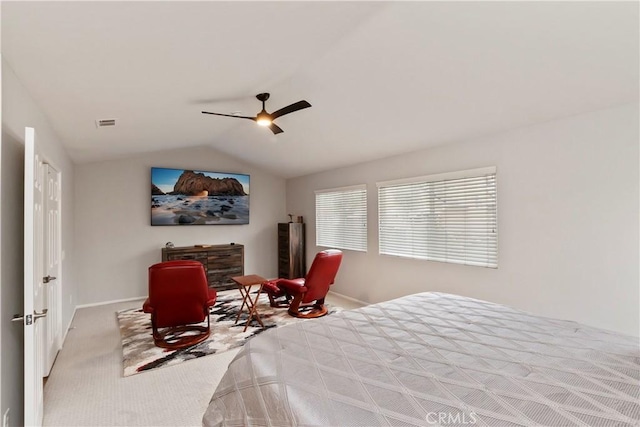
[43,292,363,426]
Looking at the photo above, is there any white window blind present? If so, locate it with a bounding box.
[378,167,497,268]
[315,185,367,252]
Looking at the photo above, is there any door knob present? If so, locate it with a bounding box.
[43,275,57,283]
[11,309,48,325]
[34,309,48,319]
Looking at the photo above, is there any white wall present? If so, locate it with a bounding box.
[74,146,286,305]
[287,103,639,336]
[1,58,76,427]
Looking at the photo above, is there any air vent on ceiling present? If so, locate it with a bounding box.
[96,118,116,128]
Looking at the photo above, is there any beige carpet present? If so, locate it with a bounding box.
[43,292,364,426]
[44,298,237,427]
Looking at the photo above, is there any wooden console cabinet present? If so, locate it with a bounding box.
[278,223,305,279]
[161,244,244,291]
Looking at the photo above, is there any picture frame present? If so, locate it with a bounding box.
[151,167,250,225]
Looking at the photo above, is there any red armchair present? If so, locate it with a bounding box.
[263,249,342,318]
[143,260,217,349]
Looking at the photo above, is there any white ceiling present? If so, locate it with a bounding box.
[2,1,638,178]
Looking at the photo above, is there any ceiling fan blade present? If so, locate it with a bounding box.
[270,100,311,120]
[268,123,284,135]
[201,111,255,120]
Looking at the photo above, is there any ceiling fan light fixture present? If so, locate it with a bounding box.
[256,111,272,127]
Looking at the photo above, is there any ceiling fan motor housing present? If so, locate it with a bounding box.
[256,93,270,102]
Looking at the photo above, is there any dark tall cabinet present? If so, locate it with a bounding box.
[278,223,306,279]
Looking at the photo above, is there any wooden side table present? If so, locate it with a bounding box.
[231,274,267,332]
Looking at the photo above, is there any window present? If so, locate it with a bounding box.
[315,185,367,252]
[378,167,497,268]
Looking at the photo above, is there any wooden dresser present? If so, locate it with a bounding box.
[278,223,305,279]
[161,244,243,291]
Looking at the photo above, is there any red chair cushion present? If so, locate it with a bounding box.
[262,280,283,296]
[299,250,342,303]
[147,260,212,328]
[276,278,307,294]
[207,288,217,307]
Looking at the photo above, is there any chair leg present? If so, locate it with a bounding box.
[150,311,211,350]
[267,292,279,307]
[287,294,303,316]
[287,296,329,319]
[151,313,162,341]
[268,292,292,308]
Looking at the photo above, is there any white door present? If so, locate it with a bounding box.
[44,163,62,376]
[23,127,47,426]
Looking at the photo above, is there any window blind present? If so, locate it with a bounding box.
[315,185,367,252]
[377,167,497,268]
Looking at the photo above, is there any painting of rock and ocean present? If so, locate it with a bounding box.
[151,168,249,225]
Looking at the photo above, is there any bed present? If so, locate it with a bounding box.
[203,292,640,426]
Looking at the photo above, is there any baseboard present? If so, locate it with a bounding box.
[327,290,368,306]
[59,292,363,347]
[60,296,145,349]
[75,296,146,309]
[62,307,77,345]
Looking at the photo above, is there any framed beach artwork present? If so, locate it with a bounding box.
[151,167,250,225]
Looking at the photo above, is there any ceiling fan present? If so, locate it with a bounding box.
[202,93,311,135]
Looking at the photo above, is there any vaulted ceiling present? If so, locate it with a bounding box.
[2,1,638,178]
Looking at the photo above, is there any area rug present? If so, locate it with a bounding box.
[117,289,340,377]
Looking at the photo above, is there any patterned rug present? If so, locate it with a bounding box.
[117,289,340,376]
